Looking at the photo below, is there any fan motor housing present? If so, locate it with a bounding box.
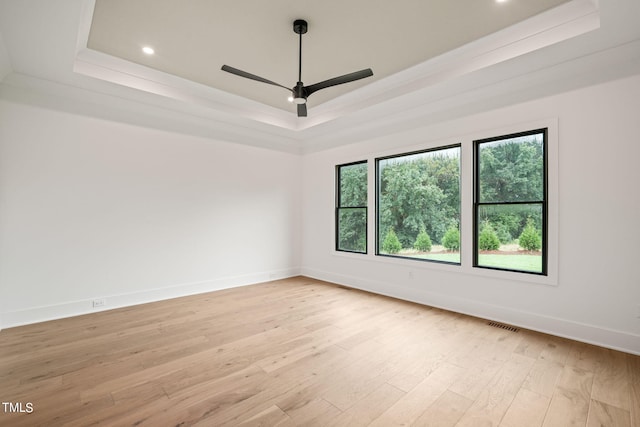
[293,19,308,35]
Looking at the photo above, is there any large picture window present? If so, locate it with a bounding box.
[376,145,461,263]
[474,129,547,274]
[336,161,368,253]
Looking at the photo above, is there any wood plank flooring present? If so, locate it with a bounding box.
[0,276,638,426]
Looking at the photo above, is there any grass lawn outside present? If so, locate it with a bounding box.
[382,244,542,273]
[477,253,542,273]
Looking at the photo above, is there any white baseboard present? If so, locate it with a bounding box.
[0,268,300,329]
[301,267,640,356]
[4,267,638,356]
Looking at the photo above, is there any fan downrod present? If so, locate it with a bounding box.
[293,19,308,35]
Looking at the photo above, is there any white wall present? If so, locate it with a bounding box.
[301,73,640,355]
[2,74,639,355]
[0,101,302,327]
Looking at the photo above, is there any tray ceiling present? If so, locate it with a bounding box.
[5,0,640,153]
[86,0,570,113]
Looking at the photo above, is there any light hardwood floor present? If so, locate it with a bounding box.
[1,277,638,426]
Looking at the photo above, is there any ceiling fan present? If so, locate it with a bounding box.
[221,19,373,117]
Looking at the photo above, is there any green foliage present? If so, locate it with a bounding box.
[337,209,366,252]
[374,138,544,257]
[338,163,367,252]
[479,204,542,244]
[378,148,460,249]
[478,138,544,203]
[478,222,500,251]
[442,226,460,251]
[413,228,432,252]
[477,137,544,246]
[339,163,367,207]
[518,218,542,251]
[494,222,513,244]
[382,228,402,254]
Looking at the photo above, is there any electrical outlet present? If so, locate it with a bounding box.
[408,271,414,279]
[92,298,106,308]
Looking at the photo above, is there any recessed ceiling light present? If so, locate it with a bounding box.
[496,0,508,3]
[142,46,155,55]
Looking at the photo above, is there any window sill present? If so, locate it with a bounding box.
[332,250,558,287]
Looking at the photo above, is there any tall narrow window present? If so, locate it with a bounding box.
[474,129,547,274]
[336,161,368,253]
[376,145,461,263]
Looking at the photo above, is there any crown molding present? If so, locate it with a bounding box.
[72,0,599,133]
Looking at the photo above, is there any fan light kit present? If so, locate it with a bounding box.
[221,19,373,117]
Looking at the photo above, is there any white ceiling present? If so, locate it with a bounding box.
[87,0,569,111]
[1,0,640,153]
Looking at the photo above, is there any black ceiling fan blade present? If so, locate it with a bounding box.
[297,103,307,117]
[305,68,373,97]
[221,65,291,92]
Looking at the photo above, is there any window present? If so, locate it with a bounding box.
[336,161,368,253]
[474,129,547,274]
[376,145,461,263]
[336,123,556,282]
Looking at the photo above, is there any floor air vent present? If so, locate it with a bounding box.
[487,321,520,332]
